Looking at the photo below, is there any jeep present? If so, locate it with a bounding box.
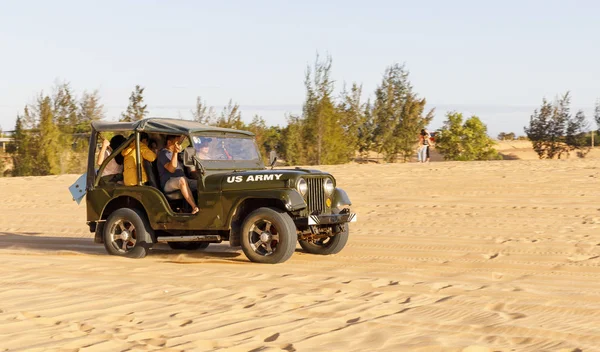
[86,118,356,264]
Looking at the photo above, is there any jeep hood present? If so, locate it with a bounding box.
[205,169,332,192]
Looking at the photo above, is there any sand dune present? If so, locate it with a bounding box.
[1,159,600,351]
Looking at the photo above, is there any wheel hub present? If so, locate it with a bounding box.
[260,232,271,242]
[121,230,131,241]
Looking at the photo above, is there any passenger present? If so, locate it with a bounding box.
[157,135,199,214]
[97,135,126,182]
[122,132,157,186]
[148,138,159,155]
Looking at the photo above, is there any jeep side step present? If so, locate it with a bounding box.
[157,235,222,242]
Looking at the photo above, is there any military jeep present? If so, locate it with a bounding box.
[86,118,356,264]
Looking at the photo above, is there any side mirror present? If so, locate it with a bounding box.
[269,150,277,169]
[183,146,206,175]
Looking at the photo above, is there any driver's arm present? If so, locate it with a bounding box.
[165,144,181,173]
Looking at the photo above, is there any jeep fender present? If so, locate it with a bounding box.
[227,189,306,226]
[225,189,306,247]
[332,188,352,209]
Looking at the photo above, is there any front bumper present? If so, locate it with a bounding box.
[308,212,357,226]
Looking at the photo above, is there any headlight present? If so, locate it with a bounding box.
[324,178,334,195]
[297,178,308,196]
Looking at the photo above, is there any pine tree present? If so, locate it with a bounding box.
[16,109,39,176]
[339,83,366,160]
[247,115,268,161]
[263,126,283,157]
[192,96,216,125]
[77,90,104,133]
[358,99,375,159]
[36,95,61,175]
[394,92,434,161]
[120,85,148,122]
[525,92,588,159]
[318,96,347,164]
[301,54,348,165]
[10,115,34,176]
[281,114,305,165]
[525,99,553,158]
[372,64,433,162]
[52,83,80,173]
[216,100,245,129]
[566,110,590,157]
[547,92,570,158]
[53,82,78,134]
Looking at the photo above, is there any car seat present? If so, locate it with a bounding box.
[143,159,187,211]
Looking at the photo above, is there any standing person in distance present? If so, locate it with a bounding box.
[418,129,432,163]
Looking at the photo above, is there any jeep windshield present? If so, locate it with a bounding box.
[192,135,260,161]
[190,134,264,170]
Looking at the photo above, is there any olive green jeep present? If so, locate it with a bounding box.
[86,118,356,264]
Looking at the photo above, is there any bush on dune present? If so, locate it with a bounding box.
[435,112,501,161]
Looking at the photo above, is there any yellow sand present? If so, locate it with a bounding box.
[1,157,599,351]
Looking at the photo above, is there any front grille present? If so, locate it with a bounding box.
[306,178,326,214]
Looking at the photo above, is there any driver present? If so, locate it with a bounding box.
[196,138,211,159]
[157,135,199,215]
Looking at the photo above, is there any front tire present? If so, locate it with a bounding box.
[299,223,349,255]
[167,242,210,250]
[103,208,153,259]
[240,207,297,264]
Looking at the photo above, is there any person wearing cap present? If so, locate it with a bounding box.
[157,135,199,214]
[196,138,211,159]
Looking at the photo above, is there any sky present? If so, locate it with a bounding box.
[1,0,599,137]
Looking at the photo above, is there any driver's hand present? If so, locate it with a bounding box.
[101,139,110,148]
[174,143,182,153]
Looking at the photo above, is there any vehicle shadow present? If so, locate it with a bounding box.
[0,232,105,255]
[0,232,244,262]
[151,243,244,262]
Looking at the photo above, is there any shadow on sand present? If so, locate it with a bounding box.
[499,153,521,160]
[0,232,244,261]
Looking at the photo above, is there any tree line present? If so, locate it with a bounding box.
[8,83,104,176]
[192,55,435,164]
[7,54,596,177]
[6,55,442,176]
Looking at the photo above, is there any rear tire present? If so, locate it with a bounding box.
[240,207,297,264]
[103,208,153,259]
[167,242,210,250]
